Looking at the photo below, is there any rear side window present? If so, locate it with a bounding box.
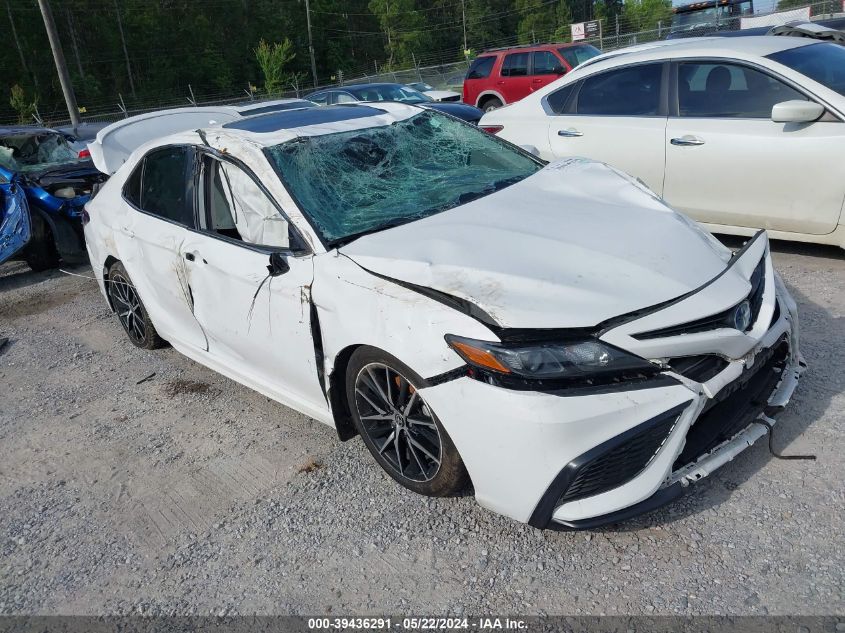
[137,146,194,227]
[533,51,564,76]
[501,53,529,77]
[309,92,329,105]
[678,62,807,118]
[576,64,663,116]
[123,162,143,207]
[466,56,495,80]
[546,83,576,114]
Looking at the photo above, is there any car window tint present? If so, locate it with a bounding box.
[533,51,564,75]
[502,53,529,77]
[138,146,193,226]
[123,161,143,207]
[204,157,289,248]
[546,83,576,114]
[576,64,662,116]
[466,56,495,80]
[558,45,601,68]
[678,62,807,118]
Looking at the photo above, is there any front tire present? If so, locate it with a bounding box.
[346,347,469,497]
[107,261,165,350]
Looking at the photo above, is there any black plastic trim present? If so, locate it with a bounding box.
[424,365,469,387]
[550,481,685,531]
[527,401,692,529]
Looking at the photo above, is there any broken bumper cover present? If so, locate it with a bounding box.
[418,284,803,529]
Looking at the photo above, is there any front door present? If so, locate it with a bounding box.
[180,153,326,410]
[664,61,845,235]
[529,50,565,93]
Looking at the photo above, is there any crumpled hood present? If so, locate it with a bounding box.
[339,159,732,330]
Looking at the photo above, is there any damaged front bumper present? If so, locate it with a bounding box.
[418,237,805,529]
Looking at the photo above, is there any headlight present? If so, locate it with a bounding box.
[445,334,657,381]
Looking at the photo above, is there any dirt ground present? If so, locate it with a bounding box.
[0,237,843,616]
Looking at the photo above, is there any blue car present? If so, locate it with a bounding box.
[0,126,106,270]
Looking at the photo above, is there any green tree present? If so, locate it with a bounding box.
[621,0,672,32]
[255,38,296,96]
[9,84,37,124]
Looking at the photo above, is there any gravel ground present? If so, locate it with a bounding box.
[0,238,843,617]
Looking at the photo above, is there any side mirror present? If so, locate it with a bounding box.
[554,66,566,75]
[771,100,824,123]
[267,252,290,277]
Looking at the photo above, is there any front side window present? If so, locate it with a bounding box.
[308,92,329,105]
[203,157,289,248]
[533,51,564,76]
[576,64,663,116]
[466,56,495,80]
[501,53,529,77]
[348,85,429,104]
[678,62,806,118]
[768,42,845,98]
[335,92,358,104]
[265,110,542,246]
[137,146,194,226]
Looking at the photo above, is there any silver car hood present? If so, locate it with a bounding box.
[339,159,731,330]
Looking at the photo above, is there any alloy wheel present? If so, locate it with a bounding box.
[353,362,443,482]
[110,273,146,345]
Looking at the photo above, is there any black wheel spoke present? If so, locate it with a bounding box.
[355,362,443,483]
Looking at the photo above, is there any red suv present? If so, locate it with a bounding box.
[462,42,601,111]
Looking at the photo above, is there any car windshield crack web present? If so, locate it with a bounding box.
[265,111,540,245]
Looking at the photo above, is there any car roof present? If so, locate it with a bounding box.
[222,104,388,133]
[579,35,816,69]
[0,125,63,136]
[480,42,588,54]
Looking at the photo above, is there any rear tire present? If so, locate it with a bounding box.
[23,213,60,272]
[480,97,503,112]
[107,261,165,350]
[346,346,469,497]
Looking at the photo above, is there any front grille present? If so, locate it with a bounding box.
[634,257,766,340]
[557,407,683,505]
[668,355,729,383]
[673,337,789,471]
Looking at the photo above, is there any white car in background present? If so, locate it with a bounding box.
[84,103,802,529]
[406,82,462,102]
[480,37,845,249]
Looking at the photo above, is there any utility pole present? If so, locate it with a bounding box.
[304,0,319,88]
[113,0,136,98]
[37,0,80,126]
[461,0,467,53]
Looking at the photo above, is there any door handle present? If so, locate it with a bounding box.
[184,252,195,262]
[670,135,705,146]
[557,128,583,137]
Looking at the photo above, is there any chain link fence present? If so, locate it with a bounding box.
[6,0,843,129]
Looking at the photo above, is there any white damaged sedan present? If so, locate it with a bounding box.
[84,103,804,529]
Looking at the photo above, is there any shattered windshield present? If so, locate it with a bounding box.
[266,110,542,246]
[0,132,80,173]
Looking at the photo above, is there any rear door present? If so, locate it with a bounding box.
[530,50,566,93]
[179,152,326,409]
[546,62,668,194]
[664,60,845,234]
[118,145,208,350]
[0,170,31,265]
[498,52,533,104]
